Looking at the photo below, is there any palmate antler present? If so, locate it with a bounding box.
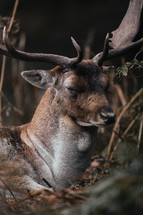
[93,0,143,65]
[0,0,142,68]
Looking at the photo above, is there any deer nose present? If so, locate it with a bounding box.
[100,106,115,125]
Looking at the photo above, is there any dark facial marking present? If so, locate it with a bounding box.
[77,61,106,93]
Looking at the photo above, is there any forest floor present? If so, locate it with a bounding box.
[2,151,143,215]
[0,154,113,214]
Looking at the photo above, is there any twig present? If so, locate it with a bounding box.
[0,91,23,115]
[0,56,6,126]
[0,0,19,126]
[110,113,140,160]
[106,88,143,160]
[137,113,143,153]
[115,84,127,106]
[11,32,26,120]
[7,0,19,33]
[122,113,140,139]
[134,46,143,60]
[113,130,124,141]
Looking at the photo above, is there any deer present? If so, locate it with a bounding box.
[0,0,142,197]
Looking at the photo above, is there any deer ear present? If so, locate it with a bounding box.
[21,70,58,89]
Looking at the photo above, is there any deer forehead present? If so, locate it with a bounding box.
[62,65,108,91]
[63,72,88,89]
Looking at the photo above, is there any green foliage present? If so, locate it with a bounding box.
[114,47,143,81]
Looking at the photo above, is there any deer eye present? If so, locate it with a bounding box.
[66,86,84,94]
[66,87,78,93]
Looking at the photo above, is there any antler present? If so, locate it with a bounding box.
[1,26,83,69]
[93,0,143,65]
[96,33,110,66]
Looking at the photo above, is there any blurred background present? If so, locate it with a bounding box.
[0,0,132,57]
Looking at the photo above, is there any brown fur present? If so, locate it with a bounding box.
[0,60,114,195]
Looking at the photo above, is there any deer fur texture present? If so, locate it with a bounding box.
[0,62,114,195]
[0,0,142,197]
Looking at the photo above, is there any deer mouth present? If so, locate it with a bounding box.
[76,114,115,127]
[76,120,94,127]
[76,119,115,127]
[76,120,108,127]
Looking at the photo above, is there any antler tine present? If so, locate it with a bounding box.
[93,0,143,66]
[94,33,110,66]
[71,36,83,65]
[2,26,83,69]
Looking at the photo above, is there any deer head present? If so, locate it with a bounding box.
[21,62,115,128]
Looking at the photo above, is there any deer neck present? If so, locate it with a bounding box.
[27,88,97,146]
[22,88,97,189]
[28,88,60,145]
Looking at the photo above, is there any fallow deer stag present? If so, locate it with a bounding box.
[0,0,142,196]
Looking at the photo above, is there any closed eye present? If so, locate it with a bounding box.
[66,87,77,93]
[66,86,84,93]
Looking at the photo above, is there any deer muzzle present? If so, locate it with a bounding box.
[100,106,115,125]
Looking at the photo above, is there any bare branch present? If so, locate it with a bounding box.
[106,88,143,160]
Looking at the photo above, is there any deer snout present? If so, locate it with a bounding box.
[100,106,115,125]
